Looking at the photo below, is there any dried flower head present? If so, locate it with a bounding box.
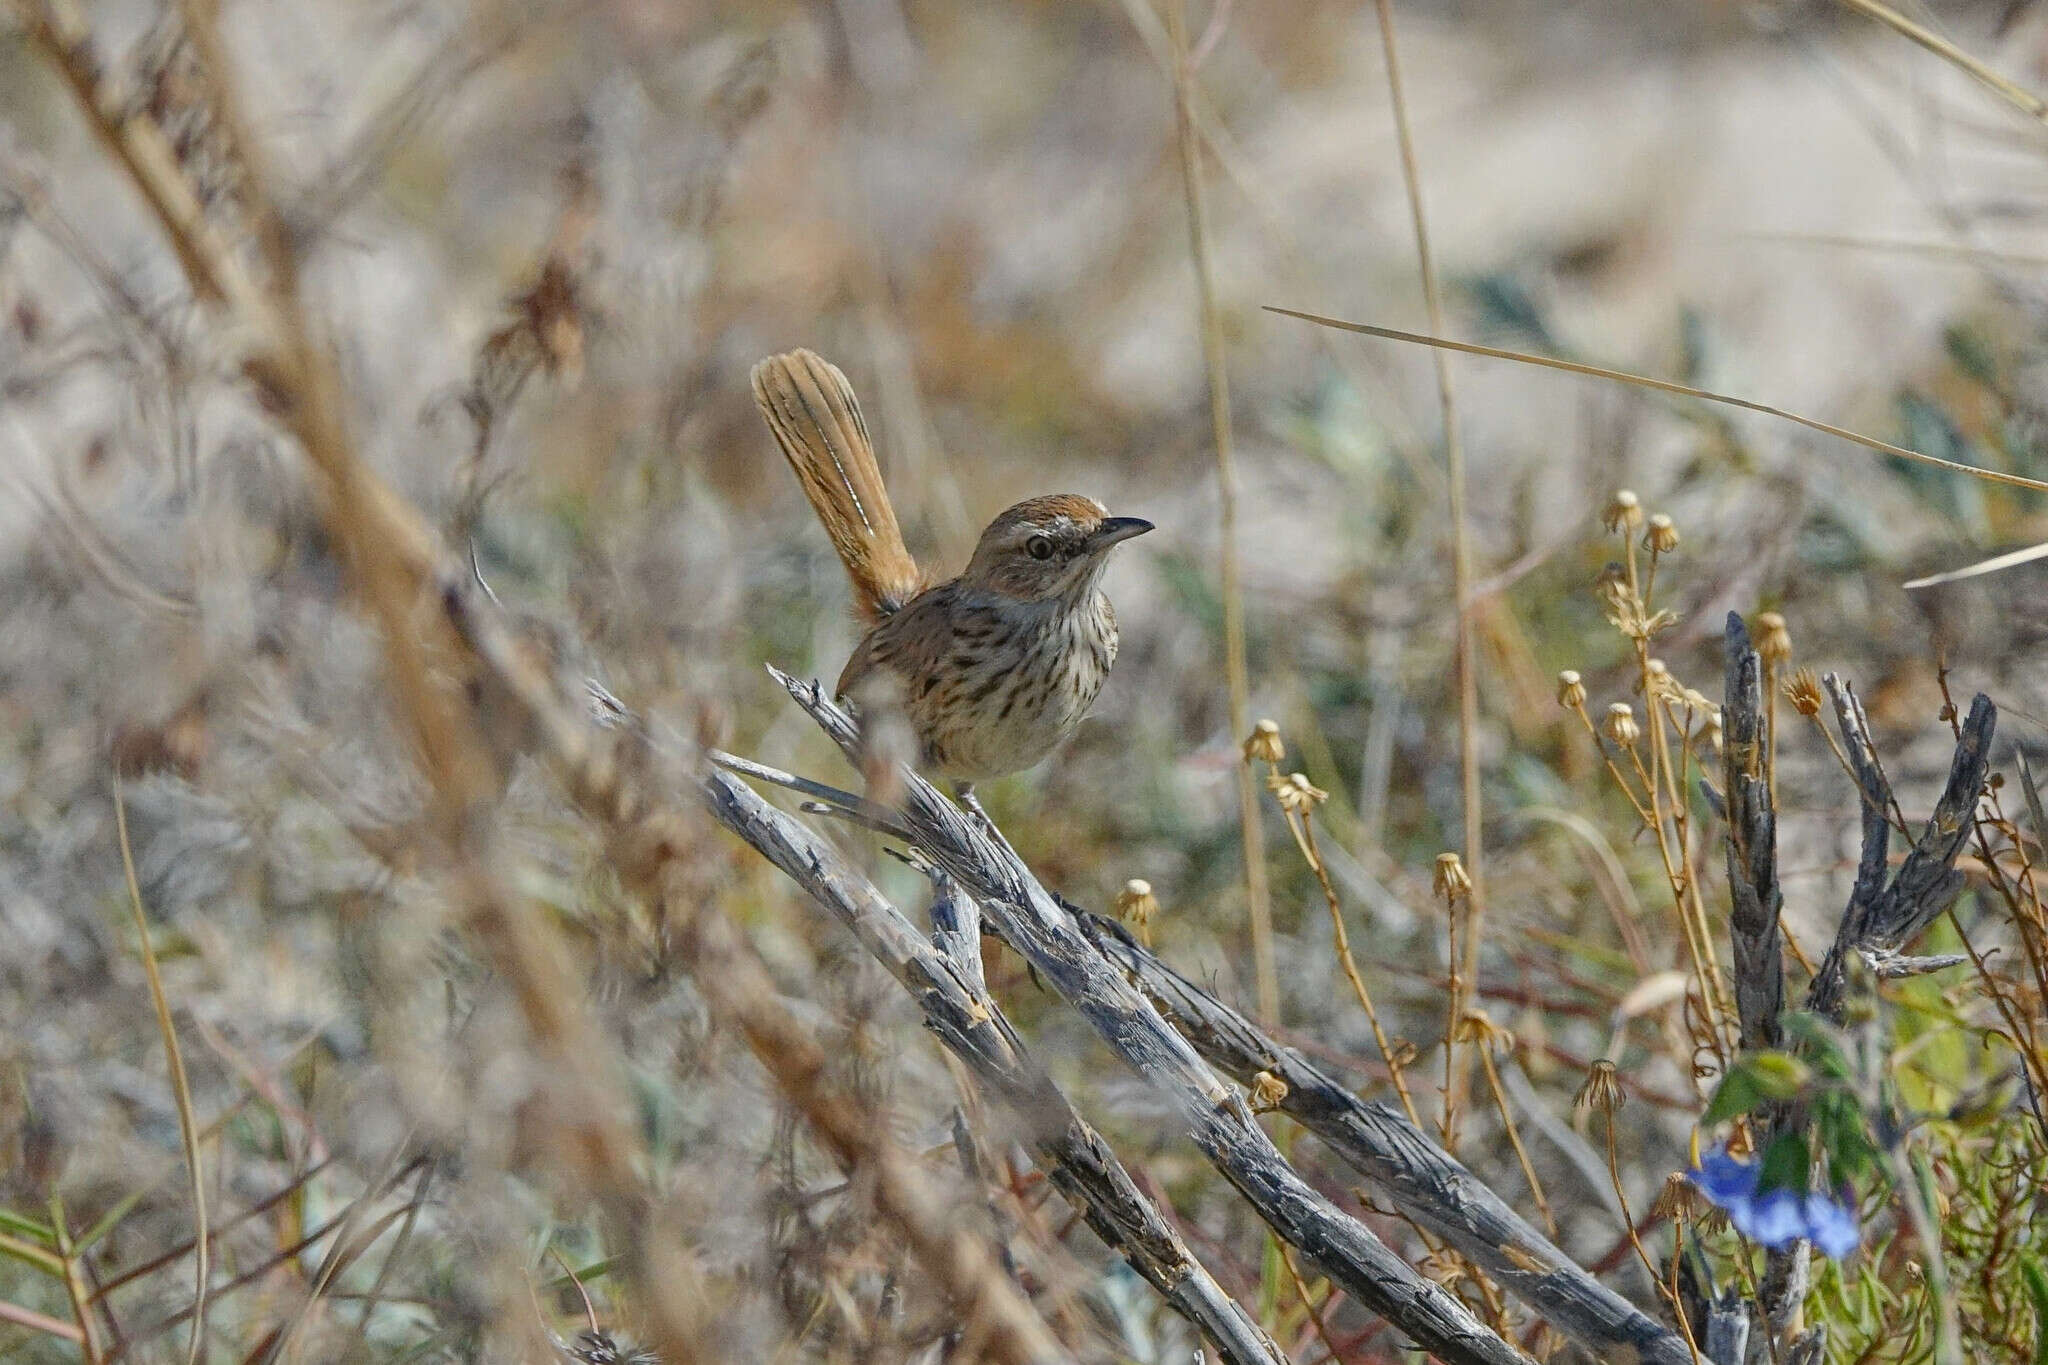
[1786,667,1824,718]
[1602,702,1640,748]
[1643,512,1680,554]
[1454,1007,1515,1056]
[1556,669,1587,710]
[1267,771,1328,815]
[1652,1170,1701,1222]
[1602,489,1643,534]
[1248,1070,1289,1112]
[1244,718,1285,765]
[1433,851,1472,901]
[1574,1059,1624,1119]
[1642,657,1684,704]
[1114,878,1158,932]
[1756,611,1792,665]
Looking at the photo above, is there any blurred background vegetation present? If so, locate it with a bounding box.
[3,0,2047,1360]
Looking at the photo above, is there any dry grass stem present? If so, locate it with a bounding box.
[1371,0,1488,1129]
[112,778,209,1365]
[1261,745,1423,1126]
[1464,1020,1556,1240]
[1265,309,2048,493]
[1163,0,1277,1025]
[1833,0,2048,123]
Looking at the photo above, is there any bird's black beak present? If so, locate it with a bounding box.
[1089,517,1154,550]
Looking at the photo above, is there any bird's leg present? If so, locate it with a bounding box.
[953,783,1019,858]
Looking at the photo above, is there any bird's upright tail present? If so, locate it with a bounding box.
[751,349,923,624]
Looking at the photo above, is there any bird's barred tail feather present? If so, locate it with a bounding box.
[751,349,922,623]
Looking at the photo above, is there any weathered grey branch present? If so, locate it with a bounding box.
[1722,613,1785,1052]
[1070,911,1695,1365]
[1681,1246,1750,1365]
[434,580,1071,1365]
[702,769,1286,1365]
[1709,645,1992,1365]
[1823,677,1893,978]
[769,669,1547,1365]
[708,748,911,840]
[1811,678,1994,1020]
[1720,615,1796,1361]
[927,871,988,998]
[1861,948,1968,980]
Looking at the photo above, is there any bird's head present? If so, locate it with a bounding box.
[960,494,1153,602]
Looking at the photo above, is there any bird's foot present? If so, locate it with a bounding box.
[954,785,1019,859]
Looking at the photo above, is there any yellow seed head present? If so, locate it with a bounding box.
[1267,771,1328,815]
[1248,1070,1289,1112]
[1602,489,1644,534]
[1433,851,1472,901]
[1243,718,1285,765]
[1756,611,1792,665]
[1114,878,1159,929]
[1786,667,1824,718]
[1652,1171,1700,1222]
[1650,661,1689,705]
[1643,513,1679,554]
[1454,1007,1515,1056]
[1574,1058,1625,1119]
[1556,669,1587,710]
[1602,702,1640,748]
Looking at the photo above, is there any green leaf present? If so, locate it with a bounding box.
[0,1207,54,1245]
[1813,1089,1881,1187]
[1780,1011,1855,1081]
[1702,1065,1764,1126]
[1748,1052,1811,1099]
[1757,1131,1811,1197]
[2021,1255,2048,1365]
[0,1230,63,1277]
[1703,1052,1809,1125]
[76,1186,150,1254]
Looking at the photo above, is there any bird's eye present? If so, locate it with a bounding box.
[1026,535,1055,561]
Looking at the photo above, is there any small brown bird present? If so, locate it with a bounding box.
[751,349,1151,789]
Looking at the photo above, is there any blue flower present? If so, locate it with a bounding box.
[1801,1190,1862,1260]
[1690,1148,1756,1204]
[1686,1146,1861,1259]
